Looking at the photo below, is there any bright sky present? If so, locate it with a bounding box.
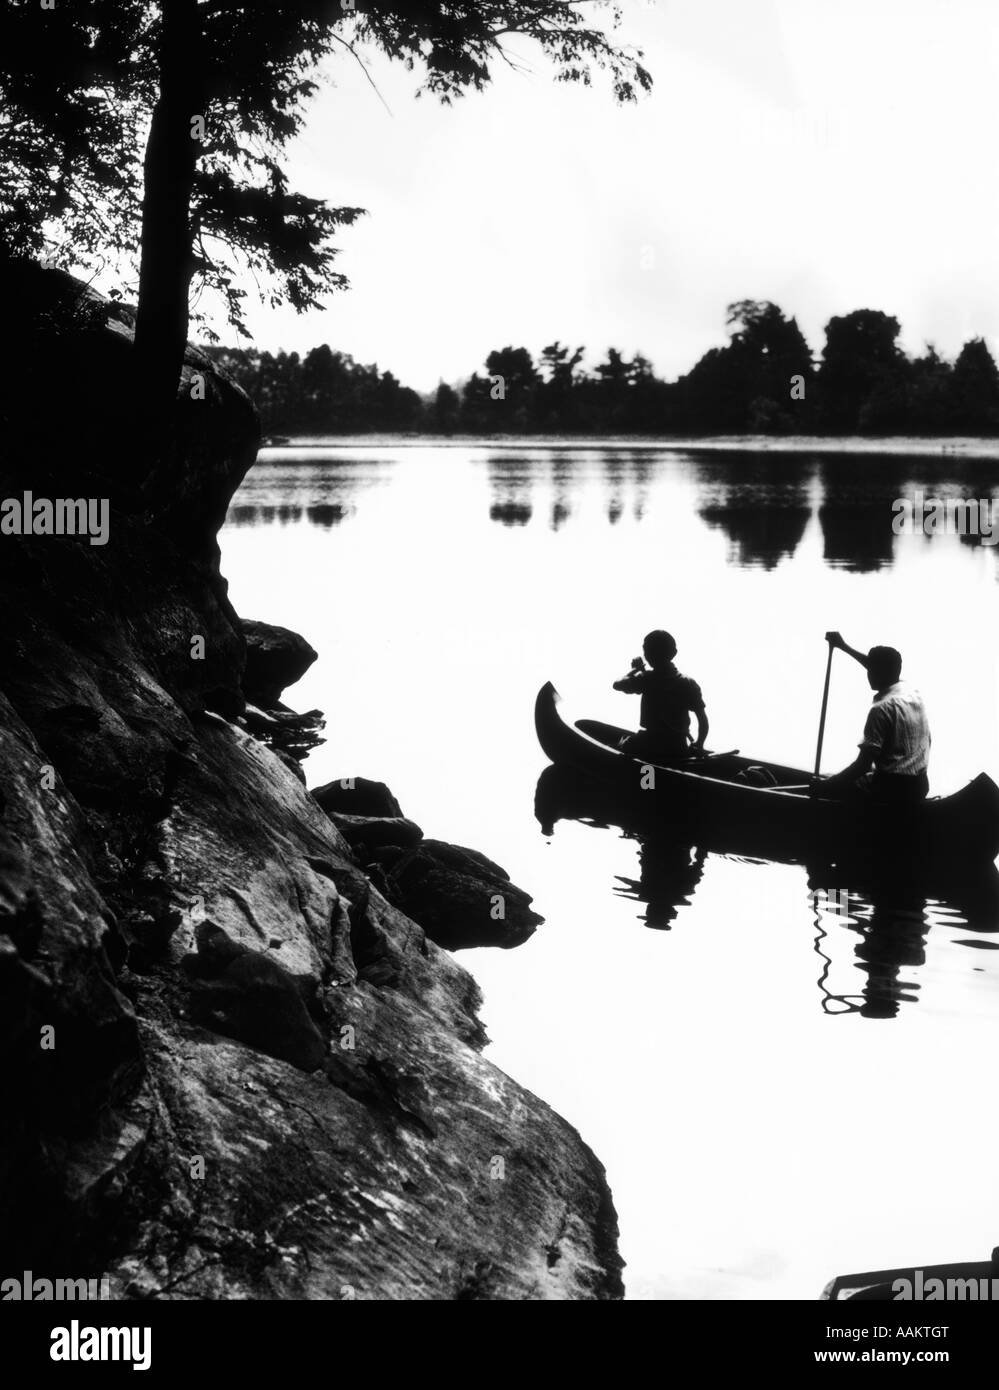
[213,0,999,391]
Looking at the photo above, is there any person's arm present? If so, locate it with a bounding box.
[693,706,709,751]
[613,658,646,693]
[685,678,709,751]
[826,631,869,672]
[821,744,875,790]
[816,703,885,788]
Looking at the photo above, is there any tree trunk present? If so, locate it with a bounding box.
[133,0,203,445]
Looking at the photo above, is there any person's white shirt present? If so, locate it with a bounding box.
[859,681,931,775]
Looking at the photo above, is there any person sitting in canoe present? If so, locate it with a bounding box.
[613,630,709,763]
[814,632,931,804]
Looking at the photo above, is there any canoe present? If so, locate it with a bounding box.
[823,1251,999,1300]
[534,682,999,869]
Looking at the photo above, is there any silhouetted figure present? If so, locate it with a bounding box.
[813,633,930,805]
[613,630,709,763]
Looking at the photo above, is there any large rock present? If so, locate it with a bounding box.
[0,698,143,1268]
[0,263,623,1300]
[392,839,544,951]
[312,777,404,819]
[312,789,542,950]
[240,619,318,707]
[328,813,424,851]
[0,261,260,552]
[182,921,328,1072]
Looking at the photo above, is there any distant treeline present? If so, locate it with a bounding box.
[202,342,425,434]
[203,300,999,436]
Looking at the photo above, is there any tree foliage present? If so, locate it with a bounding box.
[818,309,904,432]
[0,1,150,263]
[352,3,651,103]
[0,0,650,424]
[203,342,424,432]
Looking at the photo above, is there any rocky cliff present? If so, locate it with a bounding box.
[0,264,622,1300]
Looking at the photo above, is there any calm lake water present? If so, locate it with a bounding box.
[221,440,999,1300]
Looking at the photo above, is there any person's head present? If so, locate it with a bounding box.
[867,645,902,691]
[643,630,678,667]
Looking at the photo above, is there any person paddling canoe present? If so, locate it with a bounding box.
[813,632,931,804]
[613,629,709,763]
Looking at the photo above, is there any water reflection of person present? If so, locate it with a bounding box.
[853,896,929,1018]
[810,871,928,1018]
[614,836,707,930]
[813,862,999,1017]
[533,765,706,929]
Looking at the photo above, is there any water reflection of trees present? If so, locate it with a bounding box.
[487,456,535,526]
[551,454,574,531]
[818,501,895,571]
[603,452,623,525]
[224,460,376,529]
[629,453,652,523]
[816,457,905,571]
[689,450,999,572]
[693,452,813,569]
[601,451,652,526]
[226,501,351,528]
[815,455,999,571]
[487,451,657,530]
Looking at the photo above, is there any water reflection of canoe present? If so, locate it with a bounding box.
[534,682,999,868]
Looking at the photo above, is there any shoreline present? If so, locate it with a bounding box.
[258,432,999,458]
[0,266,625,1301]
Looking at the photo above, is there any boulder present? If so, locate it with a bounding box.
[240,619,318,706]
[241,702,326,762]
[329,813,423,851]
[312,776,404,819]
[393,839,544,951]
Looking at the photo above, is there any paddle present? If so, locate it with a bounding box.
[813,633,836,784]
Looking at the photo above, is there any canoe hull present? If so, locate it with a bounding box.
[534,682,999,869]
[824,1256,999,1301]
